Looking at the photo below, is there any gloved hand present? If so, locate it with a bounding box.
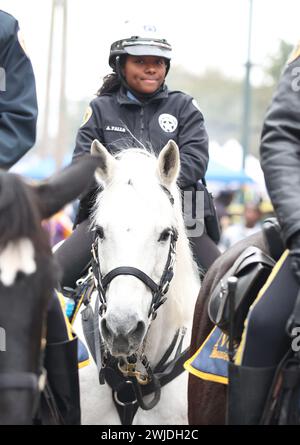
[289,232,300,284]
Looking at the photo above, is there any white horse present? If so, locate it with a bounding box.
[74,139,200,425]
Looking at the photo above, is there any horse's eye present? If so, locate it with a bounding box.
[158,229,170,242]
[96,226,105,240]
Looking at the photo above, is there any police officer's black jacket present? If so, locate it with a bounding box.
[0,10,38,169]
[260,53,300,245]
[73,85,209,224]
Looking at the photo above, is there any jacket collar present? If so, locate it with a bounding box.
[116,85,169,106]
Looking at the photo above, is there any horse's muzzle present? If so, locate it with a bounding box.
[100,315,146,356]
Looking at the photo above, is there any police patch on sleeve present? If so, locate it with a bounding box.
[158,113,178,133]
[192,99,201,111]
[288,41,300,64]
[17,30,29,57]
[80,106,93,127]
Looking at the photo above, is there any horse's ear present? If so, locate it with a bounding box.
[91,139,116,185]
[157,140,180,187]
[34,155,106,219]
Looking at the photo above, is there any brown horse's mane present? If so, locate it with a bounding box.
[0,172,51,255]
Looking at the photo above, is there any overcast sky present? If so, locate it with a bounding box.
[2,0,300,150]
[2,0,300,103]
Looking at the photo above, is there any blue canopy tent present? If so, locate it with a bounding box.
[205,159,254,184]
[13,155,254,184]
[11,155,72,180]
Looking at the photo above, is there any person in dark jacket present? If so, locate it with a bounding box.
[227,44,300,425]
[0,10,38,168]
[54,22,220,289]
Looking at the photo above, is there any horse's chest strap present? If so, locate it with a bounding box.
[104,346,189,425]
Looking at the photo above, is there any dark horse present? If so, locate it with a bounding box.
[187,230,273,425]
[0,155,102,425]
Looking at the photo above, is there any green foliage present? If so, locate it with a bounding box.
[264,40,294,85]
[167,66,271,154]
[167,40,292,156]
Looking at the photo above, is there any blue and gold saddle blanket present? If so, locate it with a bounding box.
[184,326,229,384]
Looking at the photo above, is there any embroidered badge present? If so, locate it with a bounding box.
[158,114,178,133]
[184,326,229,385]
[80,106,93,127]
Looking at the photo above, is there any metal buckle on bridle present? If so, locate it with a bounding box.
[117,361,150,386]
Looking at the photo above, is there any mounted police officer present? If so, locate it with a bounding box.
[54,21,221,291]
[228,43,300,425]
[0,10,37,168]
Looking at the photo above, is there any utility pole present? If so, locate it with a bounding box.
[56,0,68,169]
[241,0,253,171]
[40,0,55,157]
[40,0,68,169]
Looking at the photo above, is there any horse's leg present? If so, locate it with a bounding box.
[79,363,120,425]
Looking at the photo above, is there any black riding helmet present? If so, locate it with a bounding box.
[109,22,172,75]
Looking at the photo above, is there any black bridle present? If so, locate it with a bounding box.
[91,227,178,320]
[91,184,178,320]
[80,185,189,424]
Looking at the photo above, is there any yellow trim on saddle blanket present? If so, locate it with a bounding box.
[70,281,95,325]
[56,290,74,341]
[235,249,289,366]
[55,290,90,368]
[184,326,229,385]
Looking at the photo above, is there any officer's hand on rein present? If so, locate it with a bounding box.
[289,232,300,285]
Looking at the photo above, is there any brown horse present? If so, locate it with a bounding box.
[187,230,271,425]
[0,155,102,425]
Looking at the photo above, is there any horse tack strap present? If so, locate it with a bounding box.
[102,267,159,294]
[91,227,178,320]
[0,371,45,391]
[103,328,189,425]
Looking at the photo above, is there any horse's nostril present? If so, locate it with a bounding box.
[130,321,145,342]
